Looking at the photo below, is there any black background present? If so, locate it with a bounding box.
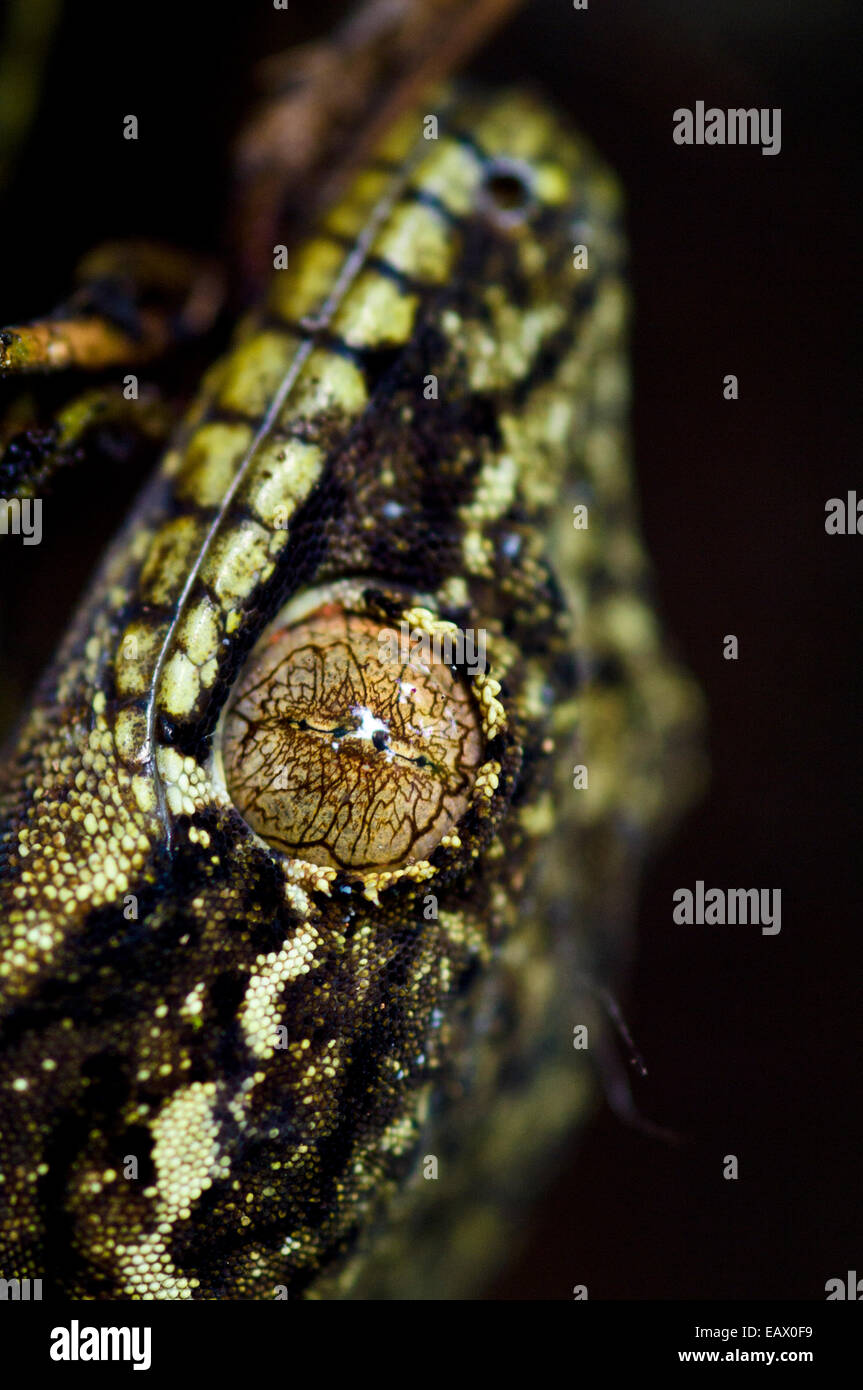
[1,0,860,1300]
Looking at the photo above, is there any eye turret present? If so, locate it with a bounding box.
[222,608,482,871]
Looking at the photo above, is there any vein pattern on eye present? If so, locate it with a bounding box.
[222,609,483,870]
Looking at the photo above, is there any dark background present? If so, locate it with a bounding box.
[1,0,860,1299]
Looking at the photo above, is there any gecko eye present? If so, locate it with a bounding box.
[221,607,483,871]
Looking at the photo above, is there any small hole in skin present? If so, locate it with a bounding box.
[485,171,531,211]
[480,160,535,223]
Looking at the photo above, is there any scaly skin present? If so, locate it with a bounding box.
[0,88,701,1298]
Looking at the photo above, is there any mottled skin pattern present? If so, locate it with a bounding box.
[0,88,701,1298]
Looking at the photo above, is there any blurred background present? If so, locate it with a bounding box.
[1,0,860,1299]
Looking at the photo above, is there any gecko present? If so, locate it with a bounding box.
[0,83,702,1299]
